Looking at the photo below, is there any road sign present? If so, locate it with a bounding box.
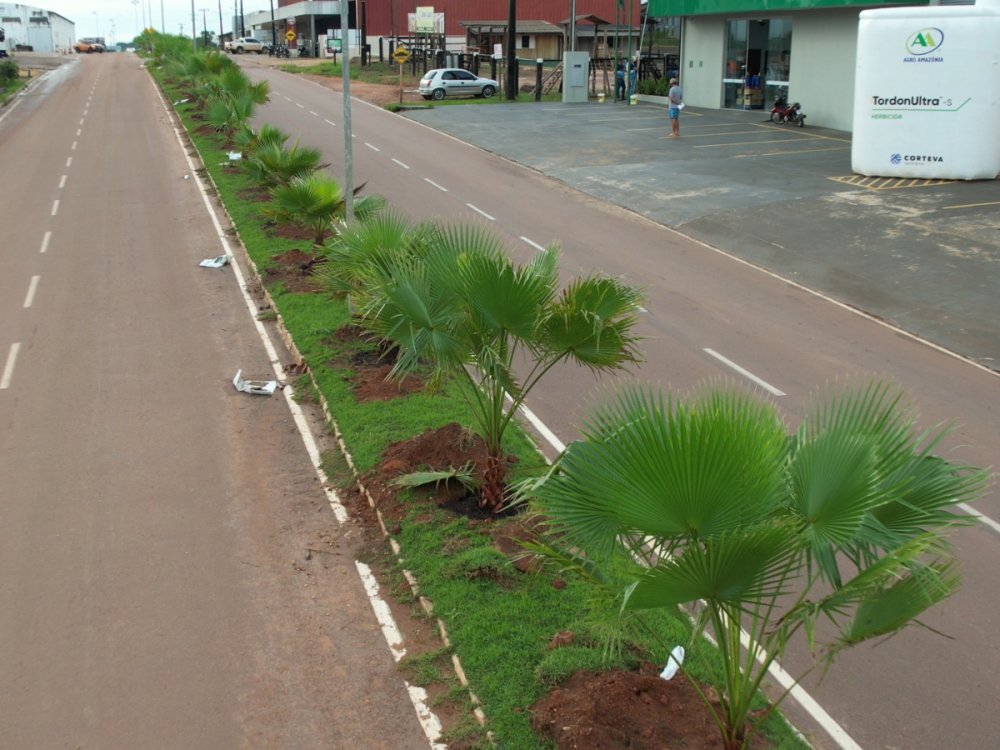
[493,43,502,59]
[392,45,410,64]
[285,30,296,42]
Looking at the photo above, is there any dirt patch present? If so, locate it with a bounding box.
[492,514,543,573]
[353,363,424,403]
[268,222,326,243]
[532,667,775,750]
[223,166,243,175]
[237,187,271,203]
[263,249,325,293]
[194,123,218,137]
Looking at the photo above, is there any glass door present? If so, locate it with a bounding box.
[722,18,791,110]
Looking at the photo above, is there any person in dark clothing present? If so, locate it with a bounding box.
[615,60,626,102]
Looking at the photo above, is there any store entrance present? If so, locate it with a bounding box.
[723,18,791,110]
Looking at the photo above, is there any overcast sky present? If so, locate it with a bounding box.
[42,0,256,43]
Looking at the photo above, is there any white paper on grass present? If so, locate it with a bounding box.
[660,645,685,681]
[233,369,278,396]
[227,151,242,161]
[852,2,1000,180]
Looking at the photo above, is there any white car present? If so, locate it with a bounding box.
[419,69,498,100]
[226,37,264,54]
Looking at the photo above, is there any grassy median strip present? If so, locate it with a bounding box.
[154,67,810,750]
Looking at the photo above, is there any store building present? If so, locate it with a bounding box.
[0,3,74,53]
[646,0,972,132]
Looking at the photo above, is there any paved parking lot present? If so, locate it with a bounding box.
[407,102,1000,369]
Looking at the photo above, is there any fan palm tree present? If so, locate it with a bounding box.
[528,379,989,750]
[360,222,644,512]
[243,140,327,189]
[232,122,290,159]
[205,93,258,140]
[262,174,385,247]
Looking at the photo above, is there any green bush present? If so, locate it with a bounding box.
[0,60,20,83]
[636,77,669,97]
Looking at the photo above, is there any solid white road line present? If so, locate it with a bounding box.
[325,119,336,126]
[51,200,59,216]
[365,142,380,151]
[424,178,448,192]
[958,503,1000,535]
[520,236,545,252]
[703,348,786,396]
[71,141,77,150]
[0,96,24,126]
[39,231,51,254]
[391,158,410,169]
[466,203,495,221]
[59,175,67,188]
[23,276,40,308]
[66,157,72,167]
[0,343,20,390]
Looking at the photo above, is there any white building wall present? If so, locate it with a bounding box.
[0,4,75,53]
[48,12,74,52]
[788,8,859,132]
[680,15,725,108]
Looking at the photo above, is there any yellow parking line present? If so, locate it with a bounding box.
[693,136,821,148]
[942,200,1000,210]
[751,123,853,143]
[632,122,758,132]
[731,145,851,158]
[658,129,764,139]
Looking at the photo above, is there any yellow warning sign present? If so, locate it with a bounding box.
[285,30,297,42]
[392,45,410,64]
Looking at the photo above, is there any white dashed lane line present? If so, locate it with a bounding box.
[466,203,495,221]
[520,236,545,252]
[66,157,72,167]
[51,200,59,216]
[23,276,40,308]
[284,96,291,101]
[40,231,51,253]
[79,119,84,125]
[391,158,410,169]
[310,110,319,116]
[365,142,380,151]
[703,348,786,396]
[325,119,336,126]
[424,178,448,192]
[71,142,77,150]
[0,343,21,390]
[59,175,67,188]
[296,103,304,108]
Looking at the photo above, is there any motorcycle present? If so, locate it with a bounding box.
[269,43,290,58]
[770,95,805,127]
[296,45,311,58]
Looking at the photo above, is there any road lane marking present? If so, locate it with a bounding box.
[0,343,20,389]
[40,231,51,253]
[296,103,304,108]
[424,178,448,192]
[76,128,81,136]
[51,200,59,216]
[309,110,319,116]
[520,236,545,252]
[391,158,410,169]
[0,96,24,126]
[66,157,72,167]
[365,142,380,151]
[703,348,786,396]
[958,503,1000,536]
[943,200,1000,211]
[79,118,84,125]
[71,141,77,150]
[466,203,495,221]
[325,119,336,126]
[284,96,291,100]
[59,175,67,188]
[23,276,40,308]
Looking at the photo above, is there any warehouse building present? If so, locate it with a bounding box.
[648,0,973,132]
[0,3,74,54]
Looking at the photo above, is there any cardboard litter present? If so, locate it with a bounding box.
[199,254,232,269]
[233,369,279,396]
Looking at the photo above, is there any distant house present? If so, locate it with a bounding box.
[460,20,563,60]
[0,3,75,53]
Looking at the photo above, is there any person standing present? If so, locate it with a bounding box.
[615,60,626,103]
[628,61,637,100]
[668,77,683,137]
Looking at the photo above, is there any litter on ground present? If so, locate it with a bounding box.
[199,255,232,268]
[233,369,279,396]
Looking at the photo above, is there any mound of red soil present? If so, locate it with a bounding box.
[381,422,489,479]
[353,363,424,403]
[532,668,774,750]
[271,223,326,242]
[264,249,325,293]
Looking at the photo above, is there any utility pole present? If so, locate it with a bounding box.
[132,0,140,37]
[139,0,145,32]
[240,0,245,38]
[505,0,516,100]
[161,0,166,34]
[201,9,209,47]
[569,0,576,51]
[191,0,197,51]
[269,0,276,48]
[341,0,354,225]
[626,0,633,103]
[219,0,225,46]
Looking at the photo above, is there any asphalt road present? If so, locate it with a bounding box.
[239,60,1000,750]
[0,54,432,749]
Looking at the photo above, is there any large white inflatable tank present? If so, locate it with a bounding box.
[852,0,1000,180]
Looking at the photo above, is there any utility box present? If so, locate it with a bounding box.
[562,52,590,104]
[852,0,1000,180]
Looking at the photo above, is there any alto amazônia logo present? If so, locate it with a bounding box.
[906,28,944,56]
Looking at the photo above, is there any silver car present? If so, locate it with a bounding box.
[419,69,498,101]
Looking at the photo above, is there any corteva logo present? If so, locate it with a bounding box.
[892,154,944,164]
[906,28,944,56]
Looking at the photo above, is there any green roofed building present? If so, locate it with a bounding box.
[646,0,970,131]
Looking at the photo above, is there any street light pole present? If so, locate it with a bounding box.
[191,0,197,52]
[505,0,516,100]
[219,0,225,45]
[341,0,354,225]
[269,0,276,49]
[161,1,166,34]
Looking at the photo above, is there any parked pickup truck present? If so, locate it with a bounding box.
[225,37,264,54]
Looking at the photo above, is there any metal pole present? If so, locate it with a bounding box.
[140,0,146,32]
[269,0,275,48]
[626,0,633,102]
[161,0,166,34]
[192,0,197,51]
[341,0,354,225]
[240,0,245,38]
[505,0,516,100]
[569,0,576,52]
